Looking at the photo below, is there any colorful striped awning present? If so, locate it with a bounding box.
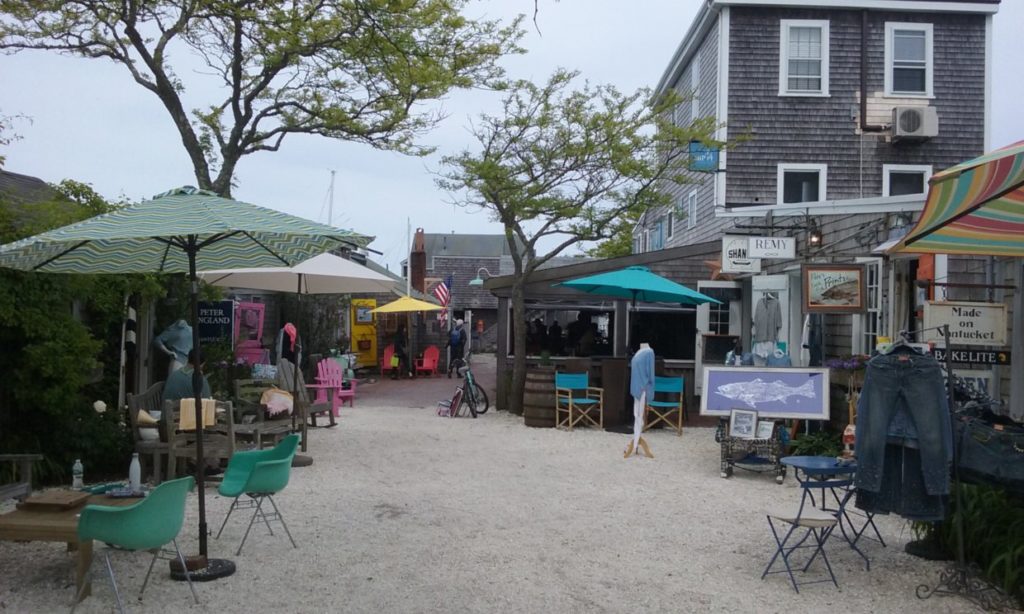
[890,140,1024,257]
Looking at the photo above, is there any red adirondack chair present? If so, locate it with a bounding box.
[415,345,440,377]
[380,344,396,376]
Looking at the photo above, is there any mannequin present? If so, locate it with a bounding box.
[276,322,302,367]
[153,319,193,376]
[626,342,655,458]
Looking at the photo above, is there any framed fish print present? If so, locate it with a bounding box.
[802,264,866,313]
[700,367,831,420]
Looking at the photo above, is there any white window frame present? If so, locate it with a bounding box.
[686,191,698,229]
[882,164,933,196]
[776,163,827,204]
[853,258,885,355]
[667,211,674,239]
[779,19,830,97]
[884,22,933,98]
[691,52,701,122]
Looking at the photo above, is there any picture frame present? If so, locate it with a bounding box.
[756,420,777,440]
[700,366,831,420]
[802,264,867,313]
[729,409,758,439]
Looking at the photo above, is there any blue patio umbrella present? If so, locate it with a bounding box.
[556,266,721,307]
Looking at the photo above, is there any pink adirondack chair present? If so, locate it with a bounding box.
[415,345,440,377]
[315,359,357,417]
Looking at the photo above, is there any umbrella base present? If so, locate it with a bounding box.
[170,557,236,582]
[292,454,313,467]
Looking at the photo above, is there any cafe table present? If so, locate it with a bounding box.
[0,492,137,603]
[780,455,874,571]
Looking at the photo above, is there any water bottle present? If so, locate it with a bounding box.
[129,453,141,492]
[72,459,84,489]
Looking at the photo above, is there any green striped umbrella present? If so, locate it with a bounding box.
[0,186,371,567]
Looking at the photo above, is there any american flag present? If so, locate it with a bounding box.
[433,275,453,327]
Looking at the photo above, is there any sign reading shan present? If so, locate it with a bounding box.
[748,236,796,259]
[720,235,761,274]
[923,301,1007,347]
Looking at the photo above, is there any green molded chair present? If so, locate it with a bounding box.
[71,476,198,614]
[643,375,686,436]
[215,434,299,555]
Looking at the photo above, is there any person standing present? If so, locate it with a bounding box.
[447,319,467,378]
[392,324,411,379]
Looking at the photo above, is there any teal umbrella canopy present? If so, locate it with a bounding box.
[556,266,721,306]
[0,186,372,273]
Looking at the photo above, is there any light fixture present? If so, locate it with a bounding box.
[807,220,823,248]
[468,267,494,286]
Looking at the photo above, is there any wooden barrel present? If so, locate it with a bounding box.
[523,367,557,428]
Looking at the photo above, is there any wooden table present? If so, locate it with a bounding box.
[0,494,136,602]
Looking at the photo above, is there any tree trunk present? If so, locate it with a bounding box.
[509,279,528,415]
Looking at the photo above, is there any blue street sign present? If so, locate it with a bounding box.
[688,141,720,172]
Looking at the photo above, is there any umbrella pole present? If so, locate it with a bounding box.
[172,237,235,580]
[294,274,308,452]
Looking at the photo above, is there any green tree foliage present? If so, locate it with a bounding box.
[587,208,641,259]
[0,182,164,484]
[438,69,722,413]
[0,1,524,196]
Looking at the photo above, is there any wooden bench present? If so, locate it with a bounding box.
[233,379,294,449]
[0,454,43,501]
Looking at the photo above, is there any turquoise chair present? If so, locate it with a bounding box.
[215,434,299,555]
[643,376,686,436]
[554,372,604,430]
[71,476,198,614]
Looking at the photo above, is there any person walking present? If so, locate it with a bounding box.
[447,319,467,378]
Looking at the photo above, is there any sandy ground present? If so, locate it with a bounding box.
[0,371,985,613]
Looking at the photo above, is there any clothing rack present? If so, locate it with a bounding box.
[910,324,1015,610]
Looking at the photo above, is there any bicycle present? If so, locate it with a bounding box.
[450,351,489,416]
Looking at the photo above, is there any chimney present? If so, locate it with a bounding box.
[411,227,427,293]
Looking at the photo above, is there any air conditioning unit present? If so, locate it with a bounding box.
[892,106,938,140]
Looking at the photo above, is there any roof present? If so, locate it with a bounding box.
[0,170,57,205]
[361,257,435,301]
[656,0,1000,97]
[422,233,522,259]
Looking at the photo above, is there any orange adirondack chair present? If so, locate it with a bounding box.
[415,345,440,377]
[380,344,396,376]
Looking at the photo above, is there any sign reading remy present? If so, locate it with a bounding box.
[748,236,796,259]
[721,235,761,273]
[923,301,1007,346]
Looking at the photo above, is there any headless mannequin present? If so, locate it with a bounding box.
[153,319,193,377]
[626,342,655,458]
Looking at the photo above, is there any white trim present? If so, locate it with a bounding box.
[711,0,998,14]
[720,193,926,217]
[777,163,827,204]
[687,191,698,230]
[882,164,932,196]
[655,4,719,97]
[779,19,830,97]
[884,22,934,98]
[984,15,992,151]
[715,7,730,210]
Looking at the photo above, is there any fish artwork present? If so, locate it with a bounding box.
[819,279,859,304]
[715,378,816,408]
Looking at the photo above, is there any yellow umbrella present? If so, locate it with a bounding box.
[371,295,443,313]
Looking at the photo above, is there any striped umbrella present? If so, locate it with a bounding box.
[891,140,1024,256]
[0,186,371,568]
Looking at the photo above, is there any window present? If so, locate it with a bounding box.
[883,164,932,196]
[885,23,933,97]
[708,301,731,335]
[777,164,827,204]
[691,53,701,122]
[854,259,885,355]
[667,212,674,239]
[649,220,664,251]
[779,20,829,96]
[686,192,698,229]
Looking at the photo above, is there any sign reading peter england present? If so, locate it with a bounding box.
[923,301,1007,347]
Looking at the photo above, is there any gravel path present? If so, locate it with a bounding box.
[0,404,981,613]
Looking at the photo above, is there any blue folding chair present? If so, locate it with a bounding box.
[554,372,603,430]
[762,479,845,593]
[643,375,686,436]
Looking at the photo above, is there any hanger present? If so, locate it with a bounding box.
[880,331,922,355]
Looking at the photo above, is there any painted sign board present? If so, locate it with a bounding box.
[197,300,234,343]
[923,301,1007,347]
[721,235,761,274]
[700,366,831,420]
[947,369,996,398]
[930,348,1011,366]
[688,141,720,172]
[748,236,796,259]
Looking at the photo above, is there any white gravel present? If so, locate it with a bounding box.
[0,405,983,613]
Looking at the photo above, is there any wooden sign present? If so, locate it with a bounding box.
[923,301,1007,347]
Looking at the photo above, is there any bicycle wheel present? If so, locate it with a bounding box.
[462,386,478,418]
[471,382,489,414]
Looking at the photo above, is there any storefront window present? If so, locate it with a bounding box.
[708,301,730,335]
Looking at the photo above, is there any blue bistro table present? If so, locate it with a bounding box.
[780,456,877,571]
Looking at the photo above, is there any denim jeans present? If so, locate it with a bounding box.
[855,350,951,495]
[855,444,947,521]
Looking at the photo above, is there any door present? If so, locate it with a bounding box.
[695,281,742,394]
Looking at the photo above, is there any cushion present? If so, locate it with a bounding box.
[137,409,158,425]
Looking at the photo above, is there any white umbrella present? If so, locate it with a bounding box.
[200,252,395,294]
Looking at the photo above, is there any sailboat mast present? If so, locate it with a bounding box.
[328,169,336,226]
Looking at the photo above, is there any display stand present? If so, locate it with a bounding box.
[715,420,786,483]
[912,324,1016,611]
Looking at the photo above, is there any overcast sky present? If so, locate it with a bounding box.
[1,1,1021,271]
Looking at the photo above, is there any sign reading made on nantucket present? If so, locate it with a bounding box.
[748,236,796,259]
[923,301,1007,347]
[721,235,761,274]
